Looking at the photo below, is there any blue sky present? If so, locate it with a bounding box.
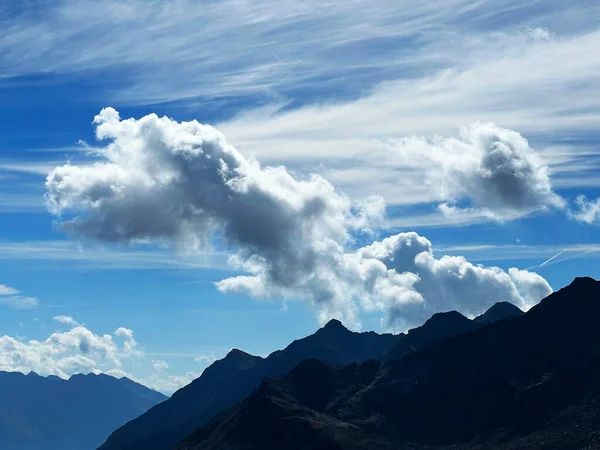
[1,0,600,393]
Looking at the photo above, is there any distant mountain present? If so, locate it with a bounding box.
[0,372,166,450]
[383,301,523,361]
[98,320,398,450]
[177,277,600,450]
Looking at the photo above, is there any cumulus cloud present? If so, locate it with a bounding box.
[388,122,565,221]
[45,110,553,331]
[46,108,383,327]
[0,283,38,309]
[115,327,141,356]
[1,314,201,394]
[0,284,19,295]
[0,322,142,378]
[225,231,552,331]
[53,315,80,327]
[152,359,169,372]
[569,195,600,224]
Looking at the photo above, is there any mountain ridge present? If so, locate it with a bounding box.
[98,318,398,450]
[176,277,600,450]
[100,299,524,450]
[0,370,167,450]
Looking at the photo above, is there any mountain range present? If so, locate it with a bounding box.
[176,277,600,450]
[98,320,398,450]
[0,371,167,450]
[10,277,591,450]
[99,295,523,450]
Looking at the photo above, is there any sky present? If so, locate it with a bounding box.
[1,0,600,394]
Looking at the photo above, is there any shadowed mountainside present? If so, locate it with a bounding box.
[382,300,524,362]
[0,372,166,450]
[177,277,600,450]
[98,320,398,450]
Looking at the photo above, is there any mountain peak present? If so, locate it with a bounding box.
[225,348,253,359]
[475,302,524,325]
[321,318,348,332]
[569,276,598,287]
[217,348,263,368]
[419,310,470,329]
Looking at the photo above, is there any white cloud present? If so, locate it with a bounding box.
[45,110,555,331]
[141,371,202,395]
[3,3,599,232]
[0,284,19,295]
[508,268,553,307]
[376,122,565,221]
[46,108,383,329]
[213,28,600,212]
[434,123,564,218]
[0,283,38,309]
[53,315,80,327]
[194,354,219,365]
[115,327,142,356]
[152,359,169,372]
[570,195,600,224]
[0,296,38,309]
[0,322,142,378]
[0,240,228,271]
[525,27,554,42]
[224,231,552,331]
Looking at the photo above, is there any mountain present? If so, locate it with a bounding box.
[474,301,524,325]
[383,301,523,361]
[177,277,600,450]
[0,371,167,450]
[98,320,398,450]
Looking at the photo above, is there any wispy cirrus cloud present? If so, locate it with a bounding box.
[0,283,38,309]
[2,1,600,228]
[0,240,229,271]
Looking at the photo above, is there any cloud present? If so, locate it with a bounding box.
[0,284,19,295]
[194,355,219,365]
[525,27,554,42]
[0,322,142,378]
[115,327,141,356]
[570,195,600,224]
[0,283,38,309]
[224,231,552,331]
[0,240,228,271]
[141,371,202,395]
[0,319,202,394]
[53,315,80,327]
[46,108,383,327]
[508,268,553,306]
[45,110,554,330]
[387,122,565,220]
[0,296,38,309]
[152,359,169,372]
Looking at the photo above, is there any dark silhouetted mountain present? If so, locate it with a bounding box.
[0,371,166,450]
[178,277,600,450]
[474,301,524,325]
[383,302,523,362]
[98,320,398,450]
